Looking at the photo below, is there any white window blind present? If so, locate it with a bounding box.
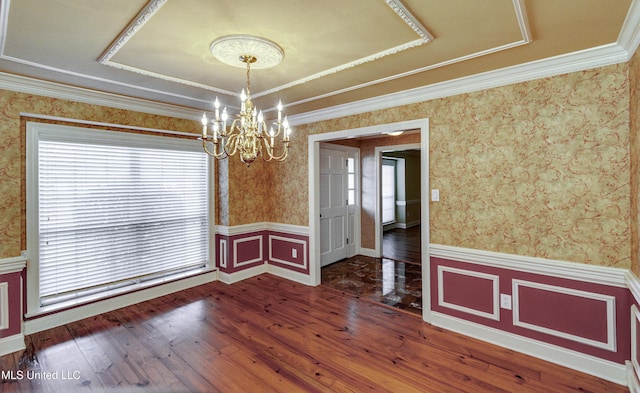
[36,128,209,307]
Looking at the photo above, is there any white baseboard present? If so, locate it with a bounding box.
[395,220,421,229]
[628,361,640,393]
[431,311,627,385]
[0,333,25,356]
[25,271,218,335]
[218,264,268,284]
[359,248,377,258]
[268,265,312,286]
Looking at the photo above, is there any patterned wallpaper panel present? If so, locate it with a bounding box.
[290,64,631,268]
[630,48,640,276]
[0,62,633,269]
[0,91,197,258]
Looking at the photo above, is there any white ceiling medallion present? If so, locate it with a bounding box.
[210,35,284,69]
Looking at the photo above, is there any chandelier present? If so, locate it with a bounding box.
[199,36,291,166]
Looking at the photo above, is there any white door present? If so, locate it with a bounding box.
[320,148,348,266]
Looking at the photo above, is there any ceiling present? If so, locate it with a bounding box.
[0,0,636,123]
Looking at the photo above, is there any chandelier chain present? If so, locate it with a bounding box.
[246,60,251,96]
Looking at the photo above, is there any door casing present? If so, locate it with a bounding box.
[308,118,431,323]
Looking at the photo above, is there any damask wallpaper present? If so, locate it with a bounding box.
[630,47,640,276]
[0,61,634,270]
[0,91,197,259]
[288,63,631,269]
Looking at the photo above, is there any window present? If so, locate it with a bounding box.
[347,157,356,205]
[28,123,210,310]
[382,159,396,225]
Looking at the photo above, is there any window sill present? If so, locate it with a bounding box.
[25,267,217,326]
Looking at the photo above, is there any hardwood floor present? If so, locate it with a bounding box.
[1,275,628,392]
[382,225,421,263]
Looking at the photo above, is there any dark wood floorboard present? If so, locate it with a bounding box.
[382,225,421,263]
[1,275,628,392]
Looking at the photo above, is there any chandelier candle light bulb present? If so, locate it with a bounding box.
[201,113,207,139]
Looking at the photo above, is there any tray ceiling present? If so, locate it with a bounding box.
[0,0,634,119]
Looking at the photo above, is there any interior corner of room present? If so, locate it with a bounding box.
[1,1,640,391]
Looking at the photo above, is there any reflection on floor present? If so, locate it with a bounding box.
[321,255,422,316]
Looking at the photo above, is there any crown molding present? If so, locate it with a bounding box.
[97,0,168,64]
[385,0,434,42]
[0,71,199,121]
[287,42,628,126]
[0,0,637,128]
[262,0,529,102]
[618,0,640,55]
[288,0,640,126]
[0,42,630,129]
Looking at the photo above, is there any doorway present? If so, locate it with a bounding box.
[378,146,422,264]
[375,142,420,264]
[308,119,430,322]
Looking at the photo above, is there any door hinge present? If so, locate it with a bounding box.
[346,238,349,244]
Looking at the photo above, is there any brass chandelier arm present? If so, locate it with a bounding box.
[200,133,242,160]
[198,52,291,166]
[261,137,290,162]
[200,138,227,159]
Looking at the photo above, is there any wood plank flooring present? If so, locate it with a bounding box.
[382,226,421,263]
[1,275,628,392]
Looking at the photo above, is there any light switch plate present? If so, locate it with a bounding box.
[431,189,440,202]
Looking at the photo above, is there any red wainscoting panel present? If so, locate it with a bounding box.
[268,232,309,274]
[0,271,22,338]
[637,310,640,366]
[431,257,632,365]
[632,305,640,376]
[234,235,263,268]
[514,280,614,351]
[216,233,264,273]
[437,266,499,320]
[216,229,310,275]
